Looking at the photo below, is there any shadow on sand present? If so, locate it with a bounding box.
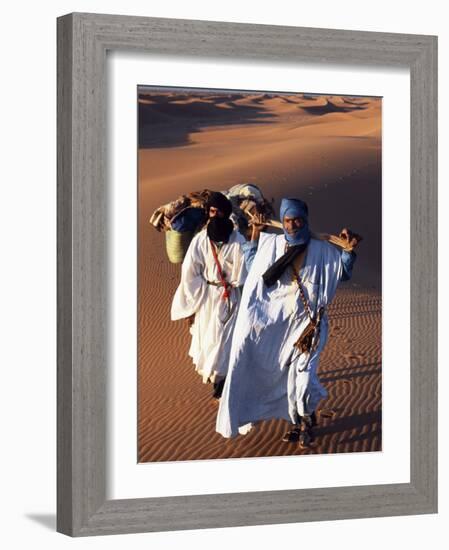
[139,93,277,148]
[300,100,366,116]
[138,92,370,149]
[315,409,382,446]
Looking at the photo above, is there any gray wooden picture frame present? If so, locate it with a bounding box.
[57,12,438,537]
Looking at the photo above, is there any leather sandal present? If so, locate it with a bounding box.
[298,417,315,448]
[282,427,301,442]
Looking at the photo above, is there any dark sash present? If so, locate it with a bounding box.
[262,242,308,287]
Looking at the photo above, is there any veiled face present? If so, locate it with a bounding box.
[283,216,304,236]
[209,206,225,218]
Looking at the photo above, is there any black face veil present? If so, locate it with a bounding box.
[207,217,234,243]
[206,192,233,218]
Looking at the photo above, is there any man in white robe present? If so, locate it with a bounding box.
[216,197,358,445]
[171,192,247,398]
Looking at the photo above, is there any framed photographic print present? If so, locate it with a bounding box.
[137,85,382,463]
[57,13,437,536]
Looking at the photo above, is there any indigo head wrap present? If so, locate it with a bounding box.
[280,198,310,245]
[262,198,311,286]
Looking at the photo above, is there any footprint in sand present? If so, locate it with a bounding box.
[343,352,365,361]
[319,408,337,419]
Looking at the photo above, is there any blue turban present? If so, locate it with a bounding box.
[279,198,310,245]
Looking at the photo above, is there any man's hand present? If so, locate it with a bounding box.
[338,228,363,251]
[249,212,267,242]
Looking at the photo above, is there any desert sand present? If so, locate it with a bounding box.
[138,90,382,462]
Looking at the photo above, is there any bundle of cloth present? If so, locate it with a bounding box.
[224,183,275,239]
[149,189,211,233]
[149,189,211,264]
[149,184,275,263]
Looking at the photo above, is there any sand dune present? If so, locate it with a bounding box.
[138,90,382,462]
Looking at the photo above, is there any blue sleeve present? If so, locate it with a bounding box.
[242,240,258,272]
[340,250,357,281]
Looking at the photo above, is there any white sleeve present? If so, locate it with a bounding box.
[170,235,208,320]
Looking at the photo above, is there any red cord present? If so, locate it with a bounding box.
[209,239,230,301]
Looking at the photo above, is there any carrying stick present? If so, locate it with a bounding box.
[247,214,362,252]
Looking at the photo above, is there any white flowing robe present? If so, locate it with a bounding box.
[171,228,247,383]
[216,233,344,438]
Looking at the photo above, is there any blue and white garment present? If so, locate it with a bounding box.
[242,240,356,280]
[216,232,352,438]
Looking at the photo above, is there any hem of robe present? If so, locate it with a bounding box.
[194,365,225,384]
[218,389,329,437]
[189,344,228,381]
[217,411,293,439]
